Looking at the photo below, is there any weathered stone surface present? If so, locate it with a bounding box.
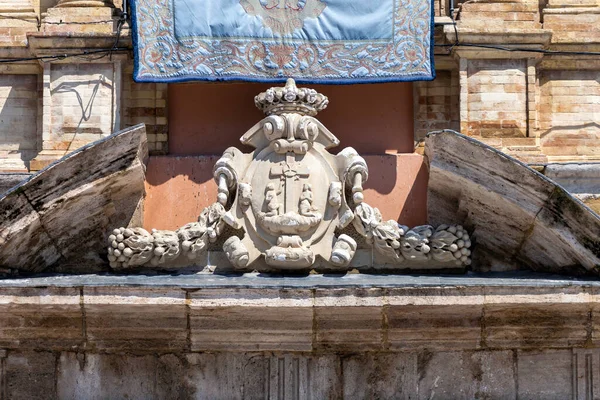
[0,271,596,400]
[314,288,385,351]
[517,350,574,399]
[5,351,57,400]
[0,124,148,274]
[425,130,600,274]
[57,353,157,400]
[0,173,29,194]
[343,353,418,399]
[386,287,484,350]
[0,275,596,354]
[417,351,516,400]
[0,287,82,350]
[83,287,187,352]
[548,164,599,195]
[5,348,600,399]
[189,288,313,352]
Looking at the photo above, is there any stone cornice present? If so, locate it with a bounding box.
[27,31,131,55]
[444,26,553,46]
[0,273,596,353]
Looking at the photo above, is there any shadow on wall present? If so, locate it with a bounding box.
[52,77,109,129]
[540,122,600,139]
[0,74,39,169]
[51,76,112,148]
[143,153,428,230]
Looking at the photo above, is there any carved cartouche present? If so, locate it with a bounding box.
[106,79,472,272]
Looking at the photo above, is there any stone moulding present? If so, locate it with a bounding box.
[0,124,148,274]
[108,80,472,272]
[426,130,600,274]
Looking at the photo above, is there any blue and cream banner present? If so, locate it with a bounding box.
[131,0,435,83]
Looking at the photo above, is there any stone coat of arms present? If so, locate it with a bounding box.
[106,80,471,272]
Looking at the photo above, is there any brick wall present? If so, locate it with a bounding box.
[458,0,541,29]
[49,63,115,152]
[539,70,600,160]
[414,70,460,143]
[0,74,38,168]
[121,65,168,154]
[466,60,528,138]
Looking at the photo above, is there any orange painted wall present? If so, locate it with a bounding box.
[168,82,415,155]
[144,154,428,231]
[144,82,428,230]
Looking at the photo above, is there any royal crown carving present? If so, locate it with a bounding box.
[107,79,472,272]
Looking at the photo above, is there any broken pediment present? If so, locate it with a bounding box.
[0,124,147,275]
[1,82,599,277]
[426,130,600,275]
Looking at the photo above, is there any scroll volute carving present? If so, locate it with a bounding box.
[107,79,471,272]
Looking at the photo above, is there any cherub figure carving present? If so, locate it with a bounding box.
[265,183,281,216]
[299,183,319,216]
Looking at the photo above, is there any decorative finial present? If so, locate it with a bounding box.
[254,78,329,116]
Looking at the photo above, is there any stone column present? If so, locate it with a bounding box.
[453,49,548,164]
[0,0,41,171]
[27,0,124,170]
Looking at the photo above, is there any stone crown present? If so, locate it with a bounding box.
[254,78,329,117]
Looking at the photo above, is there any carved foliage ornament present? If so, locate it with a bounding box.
[107,79,471,272]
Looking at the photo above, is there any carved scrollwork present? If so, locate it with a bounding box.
[105,79,472,272]
[223,236,250,269]
[331,234,357,267]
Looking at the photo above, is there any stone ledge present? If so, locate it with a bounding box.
[0,272,598,353]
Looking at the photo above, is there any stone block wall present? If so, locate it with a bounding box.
[48,63,116,151]
[413,69,460,143]
[0,74,39,171]
[0,349,593,399]
[466,59,528,138]
[121,64,168,154]
[539,69,600,160]
[0,281,597,399]
[457,0,541,29]
[0,0,169,172]
[413,0,600,172]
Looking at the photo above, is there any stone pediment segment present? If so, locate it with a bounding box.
[426,130,600,274]
[0,124,148,274]
[107,80,472,272]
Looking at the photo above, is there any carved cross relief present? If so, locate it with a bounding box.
[106,79,472,272]
[270,154,310,214]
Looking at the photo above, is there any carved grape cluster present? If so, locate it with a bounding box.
[352,202,473,266]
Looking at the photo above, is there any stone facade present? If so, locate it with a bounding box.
[416,0,600,166]
[0,275,597,399]
[0,0,167,172]
[0,1,600,398]
[0,0,596,171]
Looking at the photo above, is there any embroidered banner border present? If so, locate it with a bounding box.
[131,0,435,84]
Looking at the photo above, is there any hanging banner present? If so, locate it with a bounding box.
[131,0,435,83]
